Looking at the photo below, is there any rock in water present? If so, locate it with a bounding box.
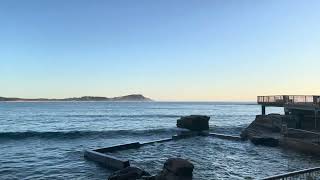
[156,158,194,180]
[108,166,151,180]
[177,115,210,131]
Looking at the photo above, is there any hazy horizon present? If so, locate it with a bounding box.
[0,94,258,102]
[1,0,320,101]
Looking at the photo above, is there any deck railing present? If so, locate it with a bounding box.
[262,167,320,180]
[258,95,320,107]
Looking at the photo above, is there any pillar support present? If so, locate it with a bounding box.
[315,109,318,130]
[262,106,266,115]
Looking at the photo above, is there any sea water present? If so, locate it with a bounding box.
[1,102,320,179]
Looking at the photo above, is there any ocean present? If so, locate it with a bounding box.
[1,102,320,179]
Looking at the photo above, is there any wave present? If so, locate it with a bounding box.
[63,114,181,118]
[0,126,246,140]
[210,125,247,135]
[0,128,180,140]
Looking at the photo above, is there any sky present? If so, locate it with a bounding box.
[0,0,320,101]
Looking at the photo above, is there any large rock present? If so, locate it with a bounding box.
[240,114,291,140]
[156,158,194,180]
[250,136,279,147]
[108,166,151,180]
[177,115,210,131]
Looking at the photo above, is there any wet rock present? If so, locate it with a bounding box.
[177,115,210,131]
[241,115,296,139]
[140,176,156,180]
[156,158,194,180]
[108,166,151,180]
[240,129,248,140]
[250,137,279,147]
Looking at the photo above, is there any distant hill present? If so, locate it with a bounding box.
[0,94,153,102]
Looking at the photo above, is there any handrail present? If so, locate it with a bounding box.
[262,167,320,180]
[257,95,320,107]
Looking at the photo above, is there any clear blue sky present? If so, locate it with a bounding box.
[1,0,319,101]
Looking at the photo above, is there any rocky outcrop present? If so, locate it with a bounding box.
[111,94,152,101]
[108,167,151,180]
[242,114,320,155]
[241,114,290,140]
[177,115,210,131]
[155,158,194,180]
[241,115,285,147]
[107,158,194,180]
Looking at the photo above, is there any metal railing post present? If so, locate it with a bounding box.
[305,96,307,104]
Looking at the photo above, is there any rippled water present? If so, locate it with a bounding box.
[1,102,319,179]
[112,137,320,179]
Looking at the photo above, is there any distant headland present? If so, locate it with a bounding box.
[0,94,153,102]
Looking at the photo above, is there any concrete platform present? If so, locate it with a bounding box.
[84,150,130,170]
[209,133,243,141]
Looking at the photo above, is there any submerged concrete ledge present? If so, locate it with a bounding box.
[209,133,243,141]
[85,139,174,170]
[140,138,173,146]
[85,114,241,172]
[85,132,243,171]
[84,142,141,170]
[84,150,130,170]
[95,142,141,153]
[172,132,200,140]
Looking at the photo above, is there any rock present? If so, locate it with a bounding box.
[156,158,194,180]
[177,115,210,131]
[108,166,151,180]
[240,129,248,140]
[140,176,156,180]
[250,137,279,147]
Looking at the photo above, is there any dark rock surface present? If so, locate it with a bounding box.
[155,158,194,180]
[177,115,210,131]
[250,136,279,147]
[240,114,287,140]
[108,166,151,180]
[242,114,320,155]
[107,158,194,180]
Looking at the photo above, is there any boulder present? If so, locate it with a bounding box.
[250,137,279,147]
[108,166,151,180]
[156,158,194,180]
[177,115,210,131]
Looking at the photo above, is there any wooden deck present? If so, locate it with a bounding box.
[258,95,320,110]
